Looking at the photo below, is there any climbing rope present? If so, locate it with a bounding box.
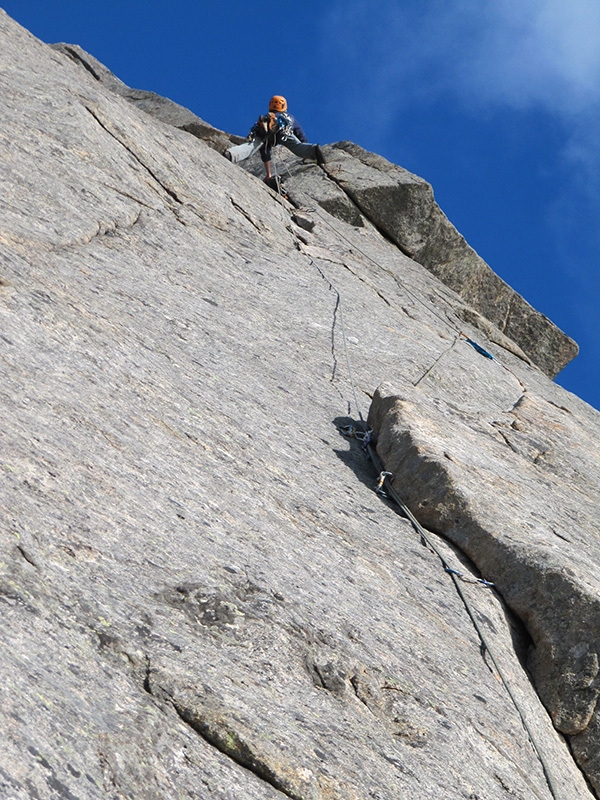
[278,154,456,333]
[413,334,460,387]
[343,426,560,797]
[310,199,521,384]
[271,149,365,423]
[339,424,494,588]
[275,153,525,390]
[266,151,558,800]
[339,423,560,799]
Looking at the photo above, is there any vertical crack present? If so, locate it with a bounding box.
[60,46,101,80]
[143,669,320,800]
[84,105,183,205]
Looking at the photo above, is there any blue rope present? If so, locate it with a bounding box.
[463,336,495,360]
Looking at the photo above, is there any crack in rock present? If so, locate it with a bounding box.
[145,669,329,800]
[84,104,183,206]
[230,197,268,233]
[368,382,600,793]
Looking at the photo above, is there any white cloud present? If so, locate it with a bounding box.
[454,0,600,112]
[323,0,600,116]
[320,0,600,401]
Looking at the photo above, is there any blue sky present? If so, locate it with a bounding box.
[4,0,600,409]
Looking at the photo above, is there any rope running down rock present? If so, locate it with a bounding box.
[267,149,561,800]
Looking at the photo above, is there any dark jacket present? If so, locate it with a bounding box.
[286,114,307,143]
[251,112,307,162]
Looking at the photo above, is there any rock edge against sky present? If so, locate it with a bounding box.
[1,9,598,799]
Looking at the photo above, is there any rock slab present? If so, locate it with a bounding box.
[0,9,596,800]
[57,43,578,381]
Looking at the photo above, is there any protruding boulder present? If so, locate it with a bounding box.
[368,379,600,793]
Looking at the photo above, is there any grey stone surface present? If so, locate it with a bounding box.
[368,373,600,793]
[246,142,577,379]
[51,42,245,153]
[0,8,596,799]
[50,43,579,382]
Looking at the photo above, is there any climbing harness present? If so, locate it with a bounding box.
[252,112,288,139]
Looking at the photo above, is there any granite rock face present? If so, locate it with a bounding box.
[245,142,577,379]
[0,8,598,800]
[51,42,245,154]
[54,43,578,380]
[368,376,600,792]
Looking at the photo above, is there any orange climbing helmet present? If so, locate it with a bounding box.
[268,95,287,112]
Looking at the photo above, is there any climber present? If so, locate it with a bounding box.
[225,95,324,187]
